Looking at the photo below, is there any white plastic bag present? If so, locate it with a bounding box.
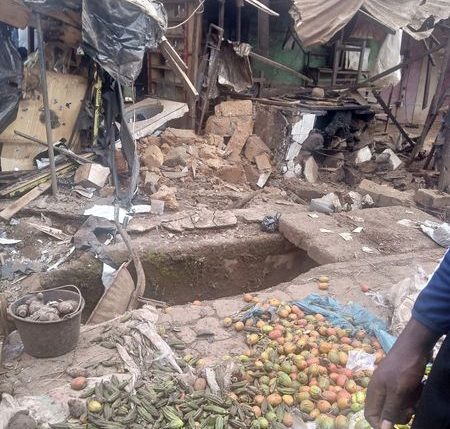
[346,349,376,372]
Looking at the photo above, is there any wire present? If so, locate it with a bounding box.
[167,0,205,30]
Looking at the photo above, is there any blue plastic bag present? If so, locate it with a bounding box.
[241,294,396,352]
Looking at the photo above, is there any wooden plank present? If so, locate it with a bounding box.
[0,72,88,171]
[0,0,31,28]
[161,45,199,99]
[245,0,279,16]
[0,182,51,221]
[160,37,188,72]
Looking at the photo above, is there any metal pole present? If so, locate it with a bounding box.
[36,14,58,196]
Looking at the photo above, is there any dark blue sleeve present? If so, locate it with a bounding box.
[412,250,450,336]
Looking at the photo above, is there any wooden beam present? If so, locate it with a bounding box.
[372,90,416,148]
[0,182,51,221]
[249,51,313,83]
[257,0,269,57]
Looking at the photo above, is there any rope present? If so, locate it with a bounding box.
[167,0,205,30]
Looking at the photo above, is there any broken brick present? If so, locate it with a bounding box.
[225,119,254,160]
[414,188,450,209]
[214,100,253,117]
[244,135,271,162]
[216,163,247,185]
[164,146,188,167]
[358,179,413,207]
[141,145,164,169]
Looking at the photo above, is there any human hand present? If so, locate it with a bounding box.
[365,319,438,429]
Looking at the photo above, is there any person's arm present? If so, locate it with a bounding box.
[365,250,450,429]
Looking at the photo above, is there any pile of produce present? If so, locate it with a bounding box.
[14,292,78,321]
[224,295,386,428]
[52,295,386,429]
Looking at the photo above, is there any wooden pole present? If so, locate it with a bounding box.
[36,14,58,196]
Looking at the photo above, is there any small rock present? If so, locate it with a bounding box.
[151,185,178,210]
[68,398,87,419]
[142,145,164,169]
[7,413,36,429]
[66,366,88,379]
[164,146,188,167]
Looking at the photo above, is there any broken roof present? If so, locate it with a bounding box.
[290,0,450,47]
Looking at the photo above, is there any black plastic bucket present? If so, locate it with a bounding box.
[8,285,85,358]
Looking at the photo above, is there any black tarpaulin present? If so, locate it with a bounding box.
[0,33,22,135]
[81,0,167,86]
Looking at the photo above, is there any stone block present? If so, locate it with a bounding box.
[225,119,254,159]
[216,164,247,185]
[244,135,271,162]
[164,146,188,167]
[141,145,164,169]
[204,116,234,136]
[358,179,413,207]
[414,188,450,209]
[355,146,372,164]
[214,100,253,117]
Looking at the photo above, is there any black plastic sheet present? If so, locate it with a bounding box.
[24,0,81,10]
[0,33,22,135]
[82,0,167,86]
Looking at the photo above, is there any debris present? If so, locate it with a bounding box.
[353,226,364,233]
[357,179,413,207]
[150,199,165,215]
[215,99,253,117]
[311,87,325,98]
[161,128,202,146]
[0,237,21,245]
[244,135,271,162]
[420,220,450,247]
[129,205,152,214]
[141,144,164,169]
[84,205,128,223]
[151,185,178,211]
[74,163,110,189]
[142,171,160,194]
[226,119,254,159]
[354,146,372,164]
[338,232,353,241]
[308,213,319,218]
[303,156,319,183]
[26,222,71,241]
[255,152,272,173]
[320,228,334,233]
[66,366,88,378]
[68,399,87,419]
[380,148,402,171]
[261,214,280,233]
[216,164,247,185]
[362,246,376,254]
[397,219,417,227]
[0,182,51,221]
[47,246,76,271]
[257,172,271,188]
[73,185,95,199]
[310,193,342,214]
[414,188,450,209]
[164,146,188,167]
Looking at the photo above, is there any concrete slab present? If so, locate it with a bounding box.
[279,205,441,264]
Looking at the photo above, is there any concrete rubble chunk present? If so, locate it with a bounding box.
[355,146,372,164]
[303,155,319,183]
[382,148,403,170]
[164,146,189,167]
[191,208,237,230]
[204,116,235,136]
[141,145,164,169]
[207,134,225,147]
[415,188,450,209]
[214,100,253,117]
[358,179,413,207]
[310,192,342,214]
[244,135,271,162]
[311,87,325,98]
[142,171,160,194]
[151,185,178,210]
[255,152,272,172]
[225,119,254,159]
[74,163,110,189]
[216,164,247,185]
[199,144,218,160]
[243,163,260,185]
[161,128,201,146]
